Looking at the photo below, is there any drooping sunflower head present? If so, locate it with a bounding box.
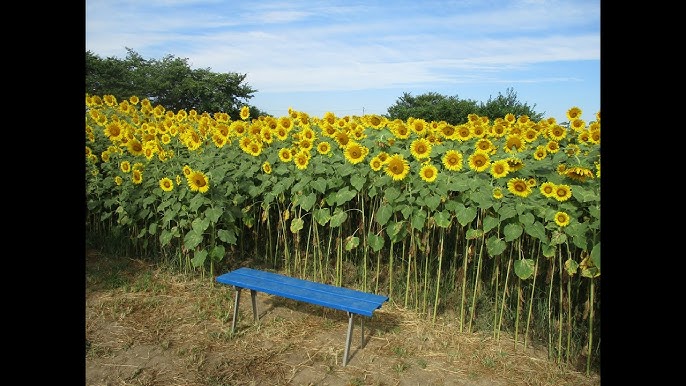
[187,170,210,193]
[564,166,594,183]
[442,150,463,171]
[384,154,410,181]
[468,151,491,172]
[410,138,432,160]
[506,157,524,172]
[419,163,439,183]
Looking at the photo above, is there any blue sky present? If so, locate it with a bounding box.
[85,0,600,123]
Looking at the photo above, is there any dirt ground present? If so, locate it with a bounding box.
[85,251,600,386]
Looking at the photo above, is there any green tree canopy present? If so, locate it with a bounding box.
[385,88,543,124]
[86,48,267,119]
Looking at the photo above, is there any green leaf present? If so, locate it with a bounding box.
[486,236,507,256]
[503,223,523,242]
[290,217,304,233]
[376,204,393,226]
[336,187,357,206]
[344,236,360,251]
[384,186,401,203]
[217,228,237,245]
[330,208,348,227]
[191,249,207,268]
[367,232,385,252]
[148,222,157,235]
[425,194,441,211]
[311,178,327,194]
[514,258,535,280]
[205,206,223,224]
[483,215,499,233]
[184,229,203,250]
[524,221,547,242]
[591,242,600,272]
[411,209,426,230]
[159,229,174,246]
[191,217,210,234]
[299,192,317,211]
[564,258,579,276]
[314,207,330,226]
[550,230,567,246]
[518,212,535,226]
[455,206,477,227]
[350,174,366,191]
[466,228,484,240]
[210,244,226,262]
[434,210,451,228]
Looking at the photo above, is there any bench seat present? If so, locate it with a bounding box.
[216,267,389,366]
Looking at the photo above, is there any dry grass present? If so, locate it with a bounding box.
[85,252,600,386]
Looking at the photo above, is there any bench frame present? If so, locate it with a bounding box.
[217,267,388,366]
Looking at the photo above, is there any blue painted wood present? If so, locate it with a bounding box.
[216,267,388,317]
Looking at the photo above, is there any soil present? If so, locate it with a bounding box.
[85,251,601,386]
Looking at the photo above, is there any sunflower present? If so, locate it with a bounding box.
[104,121,124,141]
[114,176,123,186]
[595,161,601,178]
[317,141,331,155]
[159,177,174,192]
[240,106,250,120]
[570,118,586,132]
[468,151,491,172]
[120,161,131,173]
[493,187,504,200]
[176,175,182,186]
[299,138,314,151]
[527,177,537,187]
[507,177,532,198]
[546,140,560,154]
[419,163,438,183]
[539,182,556,198]
[262,161,272,174]
[504,113,516,125]
[564,166,594,182]
[369,156,384,171]
[294,150,310,170]
[410,138,432,160]
[554,211,571,227]
[504,135,524,153]
[366,114,386,129]
[247,141,263,157]
[566,107,582,121]
[410,118,428,136]
[334,131,351,148]
[384,154,410,181]
[491,123,507,138]
[553,184,572,202]
[475,138,495,154]
[132,169,143,185]
[548,125,567,141]
[505,157,524,172]
[442,150,463,171]
[533,146,547,161]
[344,142,369,165]
[391,122,411,140]
[456,125,472,141]
[187,170,210,193]
[489,159,509,179]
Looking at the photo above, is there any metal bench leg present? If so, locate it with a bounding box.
[343,312,354,366]
[361,318,365,347]
[231,287,242,334]
[250,289,258,322]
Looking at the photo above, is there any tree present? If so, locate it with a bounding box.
[86,48,267,119]
[477,87,544,122]
[385,88,543,124]
[386,92,479,125]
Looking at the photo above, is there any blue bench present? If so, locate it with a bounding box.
[216,267,389,366]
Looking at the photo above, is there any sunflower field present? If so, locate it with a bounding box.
[85,94,600,374]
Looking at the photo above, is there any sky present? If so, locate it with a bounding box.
[85,0,600,123]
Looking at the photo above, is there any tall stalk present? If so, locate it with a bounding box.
[547,250,556,360]
[388,240,395,301]
[514,238,524,350]
[432,228,445,323]
[404,231,415,308]
[468,232,485,333]
[524,248,539,349]
[459,239,469,332]
[496,253,512,341]
[587,277,595,375]
[557,247,563,363]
